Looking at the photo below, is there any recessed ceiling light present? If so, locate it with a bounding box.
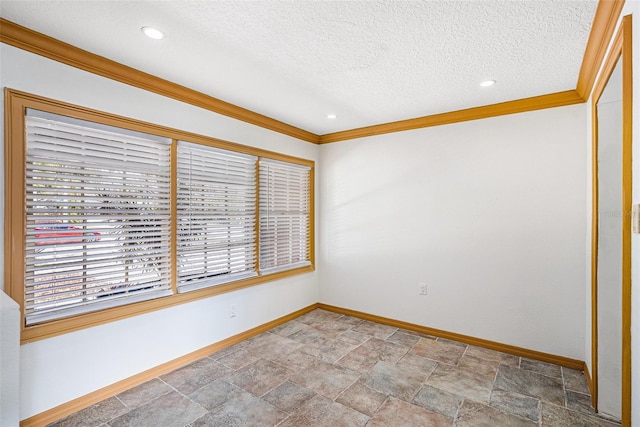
[480,80,496,87]
[327,114,337,119]
[141,26,166,40]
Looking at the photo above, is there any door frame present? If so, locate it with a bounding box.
[590,14,632,426]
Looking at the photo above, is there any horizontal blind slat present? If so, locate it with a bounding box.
[259,159,311,273]
[24,113,172,325]
[176,141,257,292]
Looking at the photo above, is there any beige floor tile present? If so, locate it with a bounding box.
[412,384,463,418]
[336,329,370,346]
[411,338,466,365]
[455,400,537,427]
[494,365,565,406]
[224,358,292,397]
[541,402,620,427]
[301,336,357,363]
[280,395,369,427]
[385,330,420,347]
[243,333,303,362]
[217,348,261,370]
[436,338,467,348]
[296,309,343,325]
[563,367,591,394]
[116,378,172,409]
[262,380,316,412]
[310,319,354,338]
[361,337,410,363]
[289,360,360,399]
[288,327,325,344]
[566,390,597,417]
[368,397,452,427]
[48,397,128,427]
[464,345,504,363]
[335,380,387,417]
[269,320,306,337]
[191,390,287,427]
[336,344,385,373]
[425,364,494,404]
[160,358,234,395]
[489,388,540,422]
[208,341,248,360]
[457,354,500,378]
[500,354,521,368]
[361,361,425,401]
[188,379,245,411]
[109,391,206,427]
[333,315,365,328]
[521,358,563,379]
[395,352,439,378]
[274,348,319,372]
[351,320,398,340]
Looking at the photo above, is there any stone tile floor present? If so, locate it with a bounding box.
[49,309,621,426]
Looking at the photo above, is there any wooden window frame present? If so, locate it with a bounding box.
[4,88,315,343]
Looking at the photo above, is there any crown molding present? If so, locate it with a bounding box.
[576,0,626,100]
[0,0,623,144]
[0,18,320,144]
[319,90,584,144]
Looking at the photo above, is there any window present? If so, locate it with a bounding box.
[259,159,311,274]
[177,142,258,292]
[5,90,314,341]
[24,111,173,325]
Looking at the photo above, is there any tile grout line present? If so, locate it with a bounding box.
[290,315,368,421]
[538,398,543,427]
[561,366,569,409]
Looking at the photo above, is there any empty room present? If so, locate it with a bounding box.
[0,0,639,426]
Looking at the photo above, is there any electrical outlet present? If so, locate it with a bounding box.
[418,283,427,295]
[230,304,237,318]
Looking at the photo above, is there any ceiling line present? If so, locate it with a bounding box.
[0,18,320,144]
[320,0,625,144]
[0,0,623,145]
[319,90,584,144]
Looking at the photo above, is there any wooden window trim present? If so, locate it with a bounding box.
[4,88,315,343]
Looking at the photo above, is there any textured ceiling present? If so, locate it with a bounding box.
[0,0,597,135]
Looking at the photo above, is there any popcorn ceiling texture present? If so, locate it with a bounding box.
[0,0,597,135]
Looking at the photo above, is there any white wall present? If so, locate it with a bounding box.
[319,105,587,360]
[0,43,320,420]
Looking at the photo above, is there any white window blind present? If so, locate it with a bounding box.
[25,112,172,325]
[259,159,311,274]
[177,142,258,292]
